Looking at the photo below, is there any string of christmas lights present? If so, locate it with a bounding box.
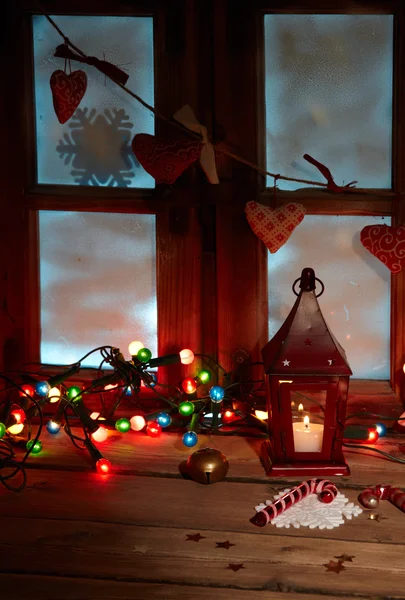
[1,340,404,492]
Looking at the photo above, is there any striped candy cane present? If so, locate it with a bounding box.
[359,485,405,513]
[388,487,405,512]
[250,478,338,528]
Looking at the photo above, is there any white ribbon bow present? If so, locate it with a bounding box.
[173,105,219,184]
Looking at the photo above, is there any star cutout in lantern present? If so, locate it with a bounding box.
[304,338,312,346]
[216,541,235,550]
[227,563,245,572]
[323,560,346,574]
[328,359,334,365]
[335,554,355,563]
[282,359,290,366]
[186,533,206,542]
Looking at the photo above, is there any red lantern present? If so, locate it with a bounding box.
[261,268,352,477]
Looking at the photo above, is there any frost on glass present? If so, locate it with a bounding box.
[264,15,393,190]
[33,15,154,188]
[268,216,391,379]
[39,211,157,367]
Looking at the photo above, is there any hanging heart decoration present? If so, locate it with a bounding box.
[132,134,203,184]
[360,224,405,273]
[50,69,87,124]
[245,201,306,254]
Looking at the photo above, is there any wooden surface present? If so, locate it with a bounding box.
[1,430,405,600]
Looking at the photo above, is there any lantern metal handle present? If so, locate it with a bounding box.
[292,276,325,298]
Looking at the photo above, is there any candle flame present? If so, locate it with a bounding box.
[298,403,304,411]
[303,415,310,430]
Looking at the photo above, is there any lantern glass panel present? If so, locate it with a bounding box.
[291,389,326,453]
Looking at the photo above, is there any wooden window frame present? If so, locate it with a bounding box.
[3,0,207,388]
[214,0,405,407]
[3,0,404,407]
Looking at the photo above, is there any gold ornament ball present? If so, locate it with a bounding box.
[186,447,229,484]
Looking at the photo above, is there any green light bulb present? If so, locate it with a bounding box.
[67,386,81,402]
[137,347,152,363]
[179,401,194,417]
[115,418,131,433]
[0,423,6,439]
[198,370,211,384]
[26,439,43,454]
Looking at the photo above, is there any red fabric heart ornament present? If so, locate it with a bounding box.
[132,134,203,184]
[360,224,405,274]
[50,69,87,124]
[245,201,306,254]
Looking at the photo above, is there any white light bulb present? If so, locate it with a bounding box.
[48,387,61,403]
[128,341,144,356]
[130,415,146,432]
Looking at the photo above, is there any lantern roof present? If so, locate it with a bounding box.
[262,268,352,376]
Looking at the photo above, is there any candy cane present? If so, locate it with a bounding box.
[359,485,405,513]
[250,478,338,528]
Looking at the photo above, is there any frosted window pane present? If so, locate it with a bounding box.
[33,16,154,188]
[268,216,391,379]
[39,211,157,368]
[264,15,393,190]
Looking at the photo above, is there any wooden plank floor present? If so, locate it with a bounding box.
[1,429,405,599]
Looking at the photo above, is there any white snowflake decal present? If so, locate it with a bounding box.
[255,488,362,530]
[56,107,140,186]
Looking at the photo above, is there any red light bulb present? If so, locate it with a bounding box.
[146,422,162,438]
[182,377,197,395]
[96,458,112,474]
[19,384,34,398]
[11,409,26,424]
[368,429,379,443]
[223,410,234,423]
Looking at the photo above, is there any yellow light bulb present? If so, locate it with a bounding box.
[128,341,144,356]
[104,383,118,390]
[8,423,24,435]
[48,387,61,403]
[254,410,268,421]
[298,403,304,412]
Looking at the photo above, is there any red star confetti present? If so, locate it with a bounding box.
[227,563,245,572]
[216,541,235,550]
[186,533,206,542]
[323,560,346,574]
[335,554,355,563]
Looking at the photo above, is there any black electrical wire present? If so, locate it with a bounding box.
[343,443,405,465]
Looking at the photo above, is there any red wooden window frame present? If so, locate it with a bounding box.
[3,0,207,388]
[214,0,405,408]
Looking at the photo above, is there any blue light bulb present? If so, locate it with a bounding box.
[209,386,225,403]
[35,381,50,397]
[147,373,157,387]
[46,420,61,434]
[182,431,198,448]
[375,423,387,437]
[125,385,132,396]
[157,412,172,428]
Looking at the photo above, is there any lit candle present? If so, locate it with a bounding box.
[293,415,324,452]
